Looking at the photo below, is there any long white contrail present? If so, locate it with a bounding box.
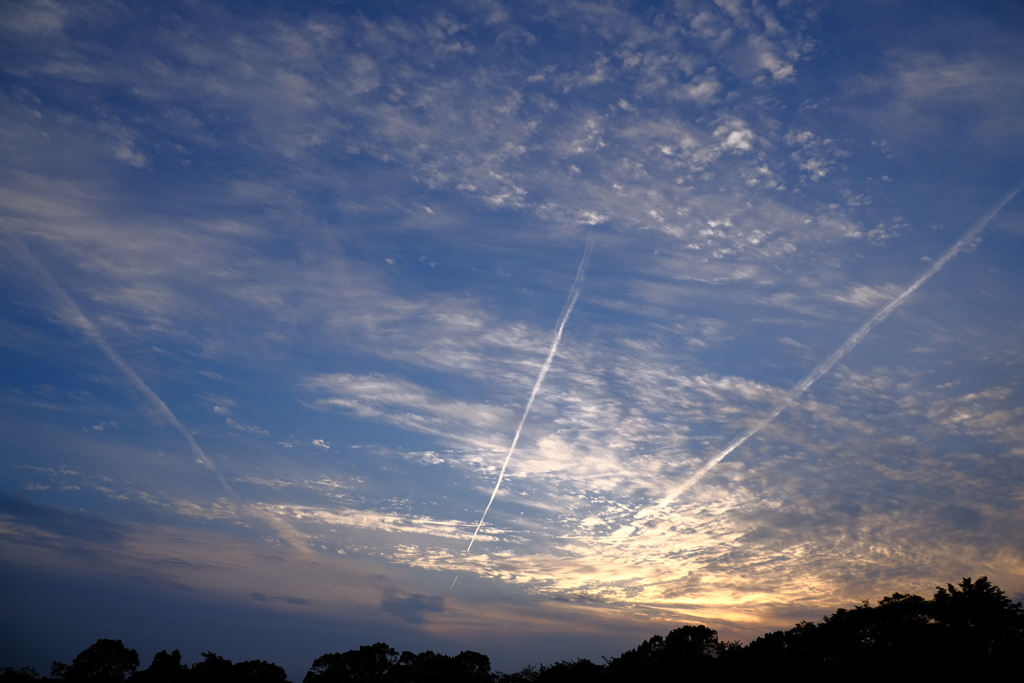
[637,183,1022,518]
[7,235,237,497]
[465,235,595,554]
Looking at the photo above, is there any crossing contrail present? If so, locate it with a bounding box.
[464,234,595,554]
[7,235,236,497]
[637,183,1022,519]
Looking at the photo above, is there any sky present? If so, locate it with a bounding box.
[2,0,1024,677]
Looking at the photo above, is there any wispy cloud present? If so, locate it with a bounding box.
[5,236,235,496]
[466,235,593,553]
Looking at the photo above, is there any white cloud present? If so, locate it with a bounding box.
[306,373,513,448]
[750,35,794,80]
[0,0,68,34]
[226,418,270,437]
[831,284,904,308]
[714,119,755,152]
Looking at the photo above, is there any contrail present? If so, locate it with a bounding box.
[6,235,236,497]
[464,234,595,554]
[637,183,1022,518]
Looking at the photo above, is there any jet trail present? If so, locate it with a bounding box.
[8,235,236,497]
[638,183,1022,518]
[465,235,594,554]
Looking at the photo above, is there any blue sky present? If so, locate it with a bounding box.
[2,0,1024,677]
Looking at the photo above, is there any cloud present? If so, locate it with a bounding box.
[749,35,794,80]
[252,502,478,544]
[305,373,512,447]
[843,35,1024,150]
[380,591,447,624]
[250,592,311,606]
[226,418,270,437]
[715,119,756,152]
[6,238,235,495]
[0,0,69,35]
[0,492,126,546]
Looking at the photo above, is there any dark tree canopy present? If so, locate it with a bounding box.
[130,651,188,683]
[740,576,1024,675]
[303,645,491,683]
[303,643,399,683]
[60,640,139,683]
[12,577,1024,683]
[534,658,604,683]
[606,625,723,682]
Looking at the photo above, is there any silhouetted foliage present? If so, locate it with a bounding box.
[931,576,1024,664]
[11,577,1024,683]
[187,652,233,683]
[302,643,398,683]
[493,664,538,683]
[56,640,139,683]
[0,668,48,683]
[535,659,604,683]
[382,649,492,683]
[606,625,722,682]
[130,650,189,683]
[186,652,288,683]
[739,576,1024,675]
[229,660,289,683]
[452,650,492,682]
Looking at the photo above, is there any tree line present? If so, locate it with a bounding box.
[5,577,1023,681]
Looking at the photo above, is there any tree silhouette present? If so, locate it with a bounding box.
[494,664,538,682]
[535,658,604,683]
[0,668,47,682]
[303,643,398,683]
[453,651,492,682]
[606,625,724,681]
[55,639,139,683]
[932,576,1024,664]
[188,652,234,683]
[10,576,1024,682]
[663,624,719,671]
[185,652,289,683]
[229,660,289,683]
[131,650,189,683]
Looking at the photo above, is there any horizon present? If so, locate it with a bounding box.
[11,574,1022,679]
